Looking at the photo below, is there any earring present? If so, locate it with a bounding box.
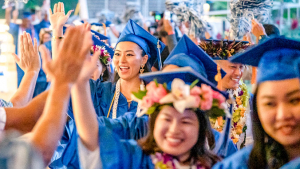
[140,64,145,74]
[140,65,145,91]
[115,68,118,73]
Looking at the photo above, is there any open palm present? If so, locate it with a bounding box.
[49,2,73,29]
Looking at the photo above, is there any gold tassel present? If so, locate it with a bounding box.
[251,67,257,84]
[215,64,222,90]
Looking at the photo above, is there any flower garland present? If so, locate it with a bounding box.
[132,78,226,117]
[151,152,207,169]
[91,45,111,66]
[210,80,250,145]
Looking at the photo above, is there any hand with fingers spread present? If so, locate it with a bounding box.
[13,32,41,73]
[41,25,93,86]
[49,2,73,30]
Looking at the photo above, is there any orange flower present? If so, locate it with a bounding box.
[232,138,239,144]
[236,124,243,135]
[240,108,246,117]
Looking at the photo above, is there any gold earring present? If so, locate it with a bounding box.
[140,65,145,74]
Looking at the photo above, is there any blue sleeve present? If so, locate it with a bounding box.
[212,129,238,158]
[212,145,252,169]
[8,23,18,35]
[98,124,153,169]
[280,157,300,169]
[97,112,149,140]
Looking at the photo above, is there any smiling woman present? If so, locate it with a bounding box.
[213,37,300,169]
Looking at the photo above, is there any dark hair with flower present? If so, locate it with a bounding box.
[132,78,227,118]
[199,39,250,60]
[91,45,112,66]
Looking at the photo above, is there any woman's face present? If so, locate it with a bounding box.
[257,78,300,147]
[91,60,105,81]
[43,33,51,43]
[154,106,199,162]
[113,42,148,81]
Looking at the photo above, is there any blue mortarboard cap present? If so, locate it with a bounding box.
[63,26,108,41]
[229,37,300,83]
[92,36,114,57]
[140,67,229,99]
[164,35,226,85]
[91,23,103,26]
[22,12,32,19]
[116,19,166,70]
[91,30,108,40]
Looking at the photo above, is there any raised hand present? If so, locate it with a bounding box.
[251,19,266,39]
[49,2,73,29]
[41,25,93,86]
[12,32,41,73]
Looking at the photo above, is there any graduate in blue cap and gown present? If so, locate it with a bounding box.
[72,69,230,169]
[68,35,237,160]
[49,20,165,168]
[5,8,50,95]
[213,37,300,169]
[197,39,253,149]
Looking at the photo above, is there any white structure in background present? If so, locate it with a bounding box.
[0,21,17,101]
[79,0,89,20]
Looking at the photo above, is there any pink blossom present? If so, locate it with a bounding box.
[201,99,212,110]
[152,84,168,103]
[190,86,202,96]
[192,95,201,108]
[212,91,226,106]
[200,84,213,110]
[146,81,157,92]
[141,95,154,108]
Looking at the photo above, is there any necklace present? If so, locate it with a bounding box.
[107,79,141,119]
[210,80,250,146]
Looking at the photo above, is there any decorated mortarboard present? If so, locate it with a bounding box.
[116,19,166,70]
[199,39,250,60]
[229,37,300,83]
[92,37,114,66]
[139,67,228,99]
[91,30,108,40]
[164,35,226,85]
[133,67,228,117]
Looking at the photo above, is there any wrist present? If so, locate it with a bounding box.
[167,30,175,35]
[52,79,73,89]
[24,70,39,75]
[52,26,64,37]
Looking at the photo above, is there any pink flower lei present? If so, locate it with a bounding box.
[132,78,227,117]
[150,152,207,169]
[91,45,111,66]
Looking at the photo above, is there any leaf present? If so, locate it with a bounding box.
[190,79,199,89]
[132,90,147,100]
[206,106,226,119]
[154,79,159,87]
[146,106,157,115]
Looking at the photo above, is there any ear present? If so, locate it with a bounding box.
[141,54,148,66]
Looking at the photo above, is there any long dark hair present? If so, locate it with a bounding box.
[248,86,289,169]
[113,46,150,83]
[138,107,221,168]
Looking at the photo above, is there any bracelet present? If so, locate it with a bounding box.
[52,36,64,41]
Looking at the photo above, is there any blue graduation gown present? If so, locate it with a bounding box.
[96,122,154,169]
[8,21,50,97]
[49,80,140,168]
[212,145,253,169]
[280,157,300,169]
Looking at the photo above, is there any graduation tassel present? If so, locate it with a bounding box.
[215,64,222,90]
[251,67,257,84]
[157,40,162,70]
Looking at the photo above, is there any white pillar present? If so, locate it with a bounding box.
[79,0,89,20]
